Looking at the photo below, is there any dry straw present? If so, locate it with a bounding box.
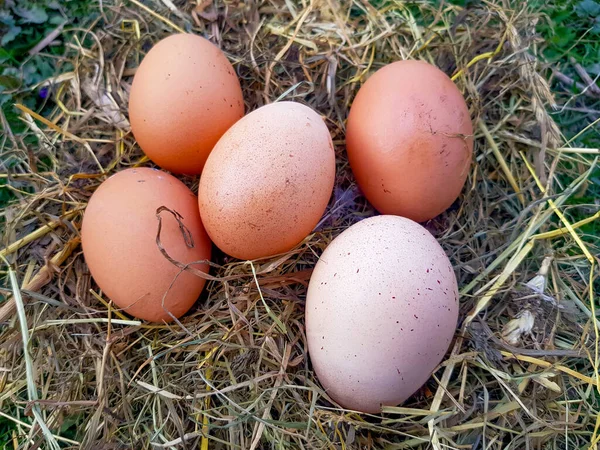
[1,0,599,449]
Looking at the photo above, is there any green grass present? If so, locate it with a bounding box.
[0,414,16,448]
[0,0,97,212]
[0,0,97,442]
[534,0,600,239]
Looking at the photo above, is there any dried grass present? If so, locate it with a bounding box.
[1,0,600,449]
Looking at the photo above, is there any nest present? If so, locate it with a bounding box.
[1,0,599,448]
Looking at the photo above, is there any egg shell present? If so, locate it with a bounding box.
[198,101,336,260]
[128,34,244,175]
[346,60,473,222]
[81,168,212,322]
[306,215,458,413]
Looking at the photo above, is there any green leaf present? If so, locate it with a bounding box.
[0,10,16,26]
[0,74,20,90]
[586,62,600,76]
[0,93,11,107]
[550,9,573,24]
[12,5,48,24]
[550,25,576,48]
[1,25,21,46]
[0,48,11,64]
[49,14,64,25]
[575,0,600,17]
[22,60,42,85]
[32,57,54,80]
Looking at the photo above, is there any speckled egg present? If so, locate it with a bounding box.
[81,168,212,322]
[129,33,244,174]
[306,215,458,413]
[346,60,473,222]
[198,102,336,260]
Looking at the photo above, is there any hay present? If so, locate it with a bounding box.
[1,0,599,448]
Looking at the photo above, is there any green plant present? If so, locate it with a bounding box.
[0,0,97,213]
[535,0,600,240]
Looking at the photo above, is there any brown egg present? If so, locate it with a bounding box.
[198,102,335,260]
[346,60,473,222]
[128,34,244,175]
[306,215,458,413]
[81,168,212,322]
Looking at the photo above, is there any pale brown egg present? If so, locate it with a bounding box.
[198,102,335,260]
[81,168,212,322]
[306,215,458,413]
[346,60,473,222]
[128,33,244,175]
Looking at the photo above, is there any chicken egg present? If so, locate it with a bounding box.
[198,102,336,260]
[81,168,212,322]
[346,60,473,222]
[128,34,244,174]
[306,215,458,413]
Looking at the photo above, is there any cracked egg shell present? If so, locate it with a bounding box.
[198,102,335,260]
[81,168,212,322]
[306,215,458,413]
[128,34,244,175]
[346,60,473,222]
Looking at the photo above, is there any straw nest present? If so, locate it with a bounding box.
[1,0,599,448]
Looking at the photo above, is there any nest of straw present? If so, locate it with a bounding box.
[1,0,599,448]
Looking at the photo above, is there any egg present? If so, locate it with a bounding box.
[198,102,335,260]
[306,215,458,413]
[128,34,244,175]
[346,60,473,222]
[81,168,212,322]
